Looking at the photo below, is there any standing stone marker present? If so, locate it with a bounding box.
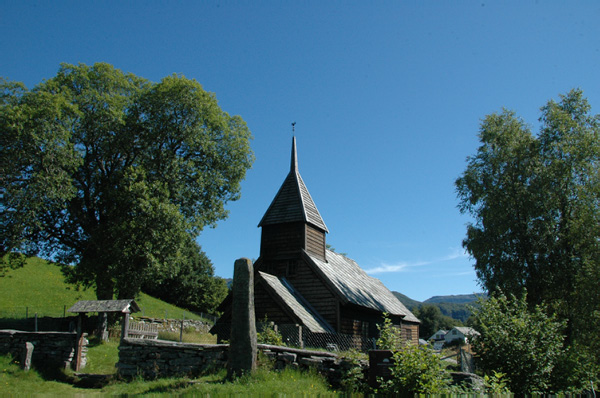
[227,258,257,378]
[21,342,34,371]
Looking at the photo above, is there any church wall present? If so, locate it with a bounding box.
[260,223,304,260]
[401,322,419,342]
[253,283,296,325]
[305,224,326,260]
[287,260,338,329]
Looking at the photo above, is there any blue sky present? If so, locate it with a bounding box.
[2,1,599,301]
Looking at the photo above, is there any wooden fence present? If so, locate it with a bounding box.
[127,321,158,339]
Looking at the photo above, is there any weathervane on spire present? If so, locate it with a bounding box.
[291,122,296,136]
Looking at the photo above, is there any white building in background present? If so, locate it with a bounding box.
[444,327,480,345]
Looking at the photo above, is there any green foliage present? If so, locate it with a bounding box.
[375,313,450,396]
[338,350,369,394]
[482,371,511,394]
[377,343,450,396]
[412,304,462,339]
[456,88,600,307]
[1,63,254,302]
[550,343,600,393]
[142,239,228,315]
[470,292,566,394]
[376,313,402,351]
[257,317,284,346]
[456,89,600,382]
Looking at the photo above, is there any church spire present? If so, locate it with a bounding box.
[258,135,328,233]
[291,122,298,172]
[291,135,298,173]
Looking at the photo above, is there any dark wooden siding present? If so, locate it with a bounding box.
[305,224,325,260]
[339,305,390,339]
[401,322,419,342]
[260,223,304,260]
[254,283,295,325]
[287,258,338,329]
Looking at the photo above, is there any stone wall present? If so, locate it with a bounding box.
[116,338,364,386]
[134,317,214,334]
[0,329,88,369]
[117,338,228,379]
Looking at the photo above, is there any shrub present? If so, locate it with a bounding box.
[377,343,450,396]
[257,319,284,346]
[338,350,369,394]
[470,292,565,394]
[376,313,402,351]
[375,313,450,396]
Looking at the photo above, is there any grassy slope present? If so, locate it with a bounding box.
[0,257,200,320]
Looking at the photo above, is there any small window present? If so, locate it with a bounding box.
[361,321,369,338]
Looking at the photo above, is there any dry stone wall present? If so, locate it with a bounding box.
[135,317,213,334]
[0,329,87,369]
[116,338,364,387]
[117,338,228,379]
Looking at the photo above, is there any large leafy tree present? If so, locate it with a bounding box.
[142,238,228,315]
[456,89,600,383]
[1,63,254,300]
[456,90,599,306]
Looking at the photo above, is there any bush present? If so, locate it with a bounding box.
[257,319,284,346]
[376,343,450,396]
[470,292,565,394]
[376,313,402,351]
[375,313,450,396]
[338,350,369,394]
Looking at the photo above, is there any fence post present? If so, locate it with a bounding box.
[121,312,130,342]
[179,318,184,343]
[63,305,66,318]
[34,313,38,332]
[26,307,28,319]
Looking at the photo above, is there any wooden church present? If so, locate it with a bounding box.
[212,137,420,348]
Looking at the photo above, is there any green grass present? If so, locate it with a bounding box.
[158,330,218,344]
[0,355,87,396]
[1,353,338,396]
[84,337,120,374]
[0,257,201,320]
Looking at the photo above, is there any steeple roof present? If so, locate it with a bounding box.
[258,137,328,232]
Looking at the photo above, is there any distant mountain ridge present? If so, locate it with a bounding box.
[424,294,485,304]
[393,292,486,323]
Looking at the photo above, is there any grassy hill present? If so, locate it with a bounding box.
[0,257,201,320]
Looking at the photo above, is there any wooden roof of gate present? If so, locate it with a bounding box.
[68,299,140,314]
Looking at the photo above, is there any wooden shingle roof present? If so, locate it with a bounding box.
[68,299,140,314]
[304,250,420,323]
[258,137,328,232]
[258,271,334,333]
